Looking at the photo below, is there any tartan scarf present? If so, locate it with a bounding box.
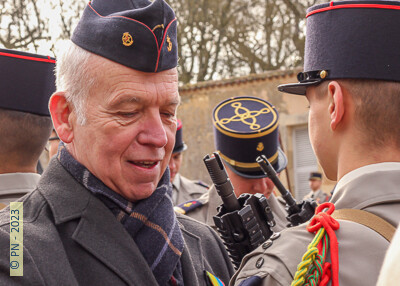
[58,144,184,285]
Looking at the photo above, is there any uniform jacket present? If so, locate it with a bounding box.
[231,163,400,286]
[303,189,329,203]
[0,173,40,205]
[185,185,289,233]
[0,159,234,285]
[172,173,208,205]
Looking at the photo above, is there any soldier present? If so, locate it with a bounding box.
[0,49,55,209]
[169,119,208,205]
[0,0,234,285]
[175,96,289,232]
[303,172,329,203]
[231,1,400,285]
[48,128,61,159]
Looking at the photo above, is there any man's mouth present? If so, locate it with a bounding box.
[129,161,159,169]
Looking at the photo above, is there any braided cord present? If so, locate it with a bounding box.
[291,229,328,286]
[291,202,340,286]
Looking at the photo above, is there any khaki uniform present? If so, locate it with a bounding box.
[303,189,329,203]
[0,173,40,206]
[230,163,400,286]
[172,173,208,205]
[184,185,289,233]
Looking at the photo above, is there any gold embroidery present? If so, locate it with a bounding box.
[167,35,172,52]
[219,102,271,131]
[122,32,133,46]
[152,24,164,32]
[257,142,264,152]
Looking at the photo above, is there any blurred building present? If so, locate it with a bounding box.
[177,68,335,199]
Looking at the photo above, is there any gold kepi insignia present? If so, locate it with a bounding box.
[257,142,264,152]
[214,97,278,139]
[184,202,194,207]
[122,32,133,47]
[219,102,271,131]
[167,35,172,52]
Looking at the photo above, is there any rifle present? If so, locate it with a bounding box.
[203,152,317,268]
[256,154,317,227]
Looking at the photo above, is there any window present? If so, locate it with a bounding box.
[292,125,318,200]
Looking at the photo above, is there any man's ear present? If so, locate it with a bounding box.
[49,92,74,143]
[328,81,345,131]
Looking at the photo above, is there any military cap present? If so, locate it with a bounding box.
[278,0,400,95]
[309,172,322,181]
[0,49,56,116]
[173,119,188,154]
[71,0,177,73]
[213,96,287,178]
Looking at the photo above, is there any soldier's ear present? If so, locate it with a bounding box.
[328,81,344,131]
[49,92,74,144]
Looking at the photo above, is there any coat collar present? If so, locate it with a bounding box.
[0,172,40,195]
[173,173,204,195]
[332,163,400,210]
[38,158,158,285]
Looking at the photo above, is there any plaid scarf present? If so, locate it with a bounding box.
[58,144,184,285]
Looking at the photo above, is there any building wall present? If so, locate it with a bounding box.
[177,69,335,198]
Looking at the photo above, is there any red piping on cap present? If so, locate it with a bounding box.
[307,3,400,17]
[154,17,177,72]
[88,3,159,53]
[0,51,55,63]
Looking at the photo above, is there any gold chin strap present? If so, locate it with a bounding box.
[332,209,396,242]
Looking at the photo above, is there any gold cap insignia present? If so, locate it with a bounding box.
[320,70,327,79]
[122,32,133,47]
[152,24,164,32]
[184,202,194,207]
[167,35,172,52]
[257,142,264,152]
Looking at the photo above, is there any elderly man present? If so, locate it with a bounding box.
[169,119,208,205]
[230,1,400,285]
[0,0,233,285]
[0,49,55,209]
[175,97,289,232]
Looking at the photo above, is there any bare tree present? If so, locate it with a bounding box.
[0,0,49,50]
[171,0,328,84]
[0,0,328,83]
[50,0,86,40]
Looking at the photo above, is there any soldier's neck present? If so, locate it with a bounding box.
[336,142,400,181]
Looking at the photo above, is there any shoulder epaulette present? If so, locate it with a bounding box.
[195,180,209,189]
[174,199,204,215]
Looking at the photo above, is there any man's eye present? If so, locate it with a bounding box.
[162,112,175,118]
[119,112,137,118]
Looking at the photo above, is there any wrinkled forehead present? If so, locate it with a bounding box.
[88,56,179,104]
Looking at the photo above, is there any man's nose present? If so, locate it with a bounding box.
[169,159,176,171]
[253,178,268,193]
[137,113,168,148]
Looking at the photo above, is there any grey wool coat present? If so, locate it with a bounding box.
[0,158,234,285]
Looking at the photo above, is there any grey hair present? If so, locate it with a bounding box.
[55,41,96,125]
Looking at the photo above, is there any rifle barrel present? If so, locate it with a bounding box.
[203,153,240,212]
